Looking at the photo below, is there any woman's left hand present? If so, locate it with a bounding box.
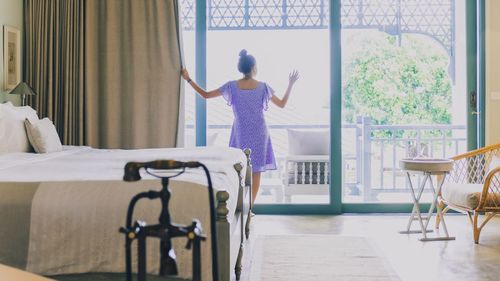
[289,70,300,85]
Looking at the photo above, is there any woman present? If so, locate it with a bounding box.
[181,49,299,203]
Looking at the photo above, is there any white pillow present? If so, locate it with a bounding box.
[25,118,63,153]
[0,101,14,108]
[0,104,38,121]
[0,104,38,153]
[287,129,330,155]
[0,119,31,153]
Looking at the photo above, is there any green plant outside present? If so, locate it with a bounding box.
[343,33,452,140]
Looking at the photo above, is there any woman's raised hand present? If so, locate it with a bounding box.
[181,69,191,81]
[289,70,300,85]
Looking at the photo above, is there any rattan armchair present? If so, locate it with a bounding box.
[437,143,500,243]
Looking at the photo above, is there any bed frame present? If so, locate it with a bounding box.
[216,148,253,281]
[0,146,252,281]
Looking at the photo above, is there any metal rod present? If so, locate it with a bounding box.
[138,233,147,281]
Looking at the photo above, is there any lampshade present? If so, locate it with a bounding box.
[9,82,37,97]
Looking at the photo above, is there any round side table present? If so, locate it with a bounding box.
[399,158,456,241]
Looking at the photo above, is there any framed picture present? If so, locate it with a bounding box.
[3,25,21,90]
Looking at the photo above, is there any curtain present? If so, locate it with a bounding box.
[24,0,183,149]
[85,0,183,149]
[24,0,86,145]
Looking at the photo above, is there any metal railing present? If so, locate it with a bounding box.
[186,116,467,200]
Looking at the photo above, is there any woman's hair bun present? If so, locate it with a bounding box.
[237,49,256,74]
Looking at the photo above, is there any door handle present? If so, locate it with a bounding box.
[470,91,477,109]
[472,111,481,115]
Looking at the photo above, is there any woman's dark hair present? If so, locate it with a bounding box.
[237,49,256,75]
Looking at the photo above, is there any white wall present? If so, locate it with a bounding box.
[0,0,22,105]
[486,0,500,145]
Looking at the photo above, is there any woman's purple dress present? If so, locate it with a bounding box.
[219,80,277,172]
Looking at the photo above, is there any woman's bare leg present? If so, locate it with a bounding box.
[252,172,261,203]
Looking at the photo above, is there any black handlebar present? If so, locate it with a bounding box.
[124,160,202,182]
[122,160,219,281]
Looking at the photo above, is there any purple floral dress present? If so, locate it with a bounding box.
[219,80,277,172]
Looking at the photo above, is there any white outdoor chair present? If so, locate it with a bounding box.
[283,129,330,203]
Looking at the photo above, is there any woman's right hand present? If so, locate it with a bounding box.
[181,69,191,81]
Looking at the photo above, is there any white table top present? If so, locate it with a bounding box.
[399,158,454,173]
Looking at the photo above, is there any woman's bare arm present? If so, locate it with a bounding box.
[181,69,221,99]
[271,70,299,108]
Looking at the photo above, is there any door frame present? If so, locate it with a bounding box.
[193,0,485,214]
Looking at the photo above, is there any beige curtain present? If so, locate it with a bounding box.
[24,0,86,145]
[85,0,183,149]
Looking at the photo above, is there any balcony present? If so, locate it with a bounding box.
[186,117,467,204]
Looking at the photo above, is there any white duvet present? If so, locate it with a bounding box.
[0,146,247,280]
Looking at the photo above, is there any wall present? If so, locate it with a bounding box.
[0,0,22,105]
[486,0,500,145]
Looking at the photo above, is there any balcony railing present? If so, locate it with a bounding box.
[186,116,467,201]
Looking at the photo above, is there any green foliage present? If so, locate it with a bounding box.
[343,33,452,134]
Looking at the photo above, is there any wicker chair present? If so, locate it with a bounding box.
[437,143,500,243]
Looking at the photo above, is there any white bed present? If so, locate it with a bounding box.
[0,145,253,281]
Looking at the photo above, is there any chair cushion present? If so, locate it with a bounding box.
[441,183,483,209]
[287,129,329,155]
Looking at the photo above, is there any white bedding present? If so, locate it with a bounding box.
[0,145,245,224]
[0,145,246,181]
[0,146,247,280]
[0,145,245,221]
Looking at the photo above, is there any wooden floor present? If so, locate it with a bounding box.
[252,214,500,281]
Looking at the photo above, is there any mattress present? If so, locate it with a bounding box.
[0,146,247,280]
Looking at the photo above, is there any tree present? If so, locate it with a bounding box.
[343,33,452,134]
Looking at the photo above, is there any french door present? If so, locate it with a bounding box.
[180,0,483,214]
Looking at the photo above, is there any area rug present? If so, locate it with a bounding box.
[249,235,400,281]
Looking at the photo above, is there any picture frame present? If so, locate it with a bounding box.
[3,25,21,90]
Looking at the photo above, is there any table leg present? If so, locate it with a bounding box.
[399,174,433,234]
[401,172,428,239]
[423,174,437,231]
[435,174,453,238]
[419,173,455,242]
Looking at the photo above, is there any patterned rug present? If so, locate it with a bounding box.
[249,235,400,281]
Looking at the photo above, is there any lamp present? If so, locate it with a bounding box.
[9,82,37,106]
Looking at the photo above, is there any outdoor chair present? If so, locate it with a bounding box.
[283,129,330,203]
[437,143,500,243]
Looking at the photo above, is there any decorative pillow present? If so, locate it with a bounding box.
[0,104,38,153]
[287,129,330,155]
[24,118,63,153]
[489,155,500,174]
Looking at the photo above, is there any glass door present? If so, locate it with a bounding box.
[179,0,480,213]
[340,0,470,206]
[203,1,333,210]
